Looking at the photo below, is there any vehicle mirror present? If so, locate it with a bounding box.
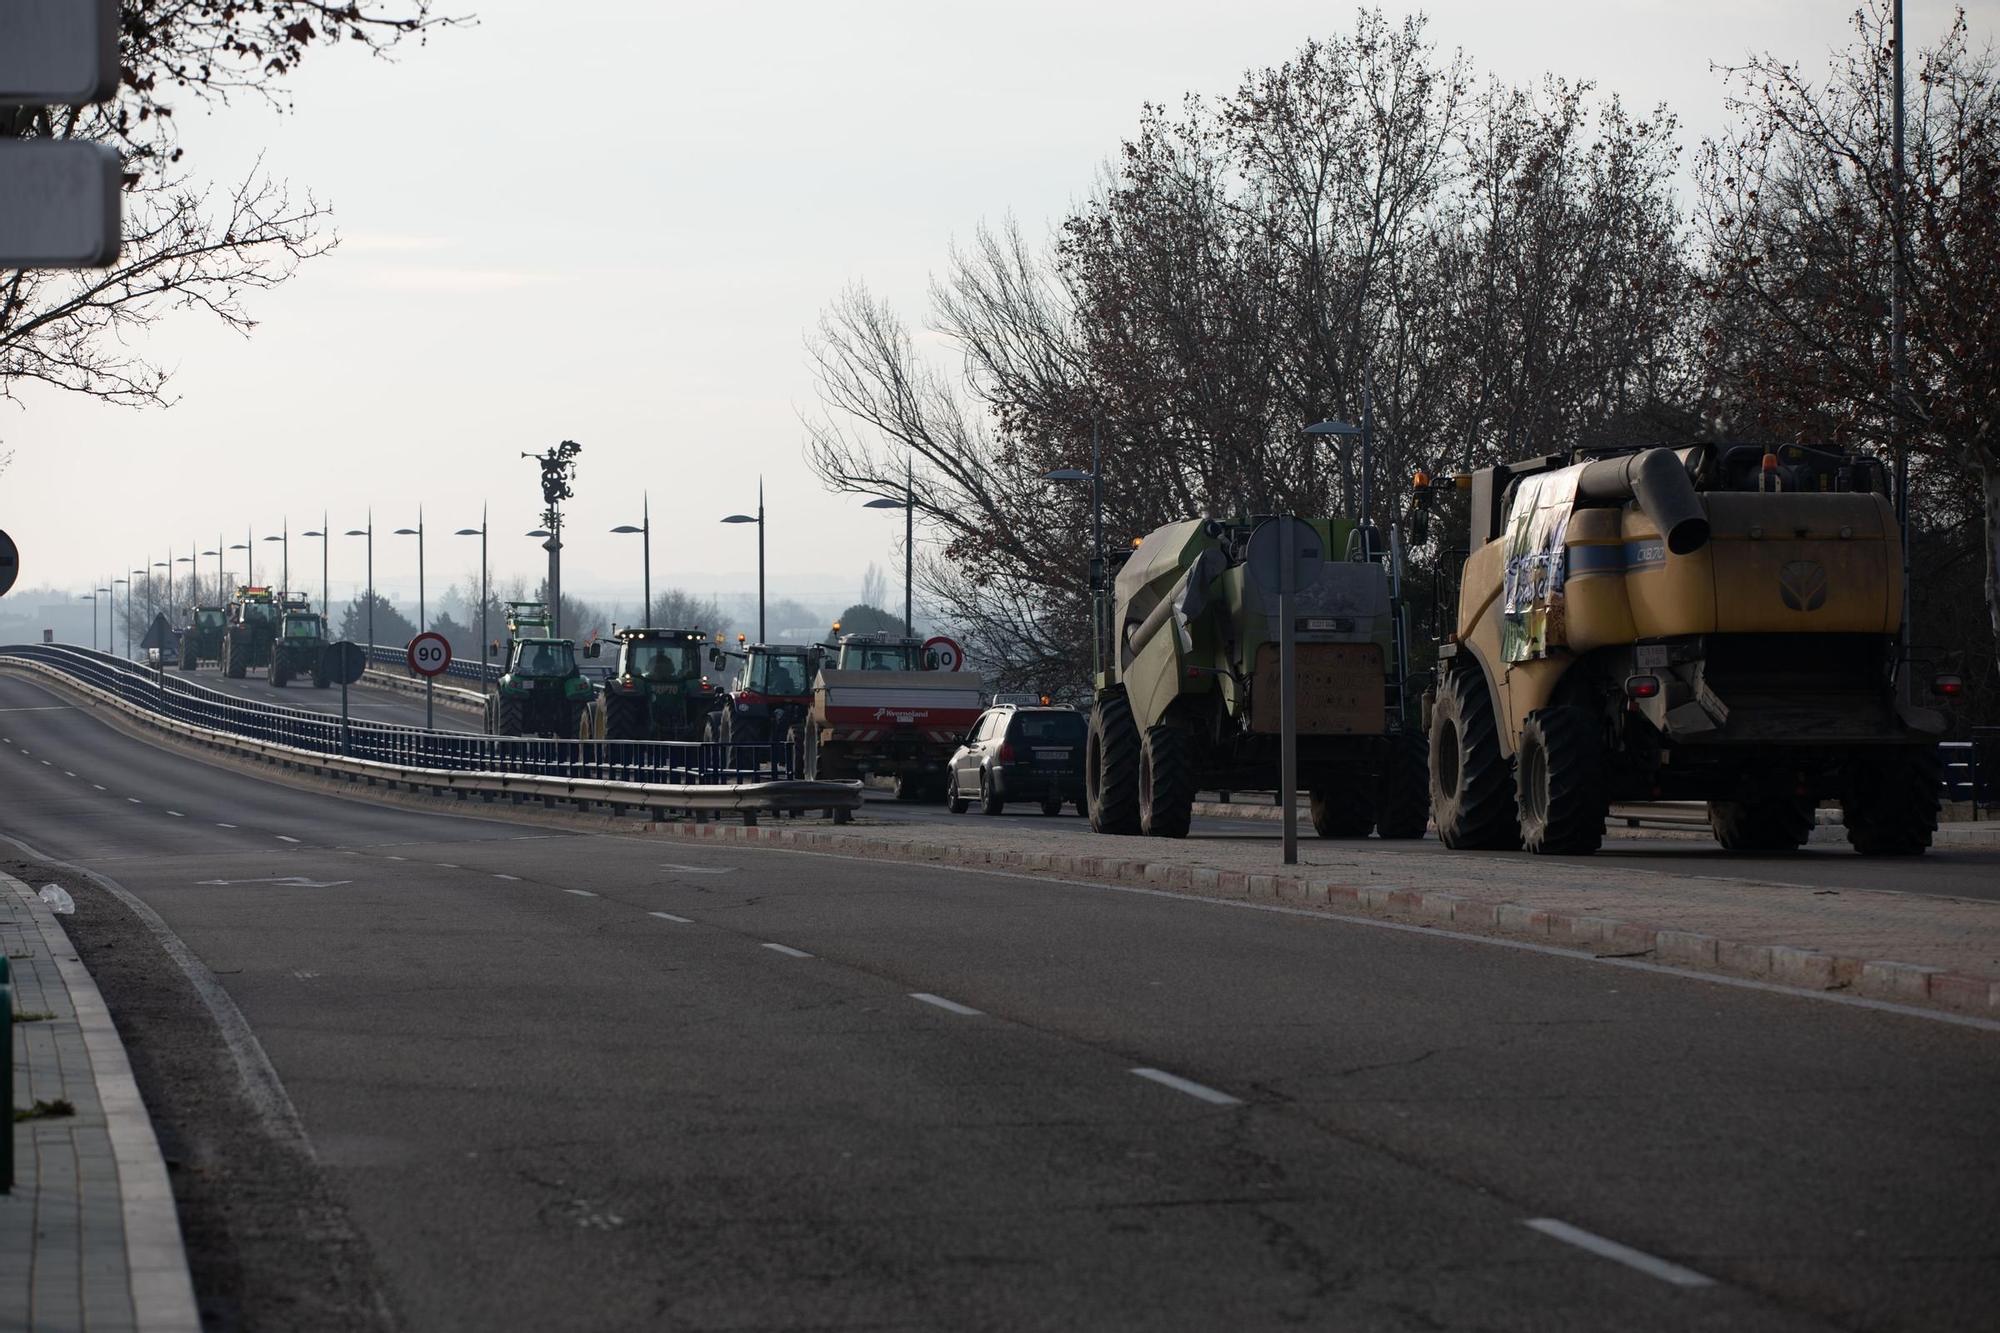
[487,640,499,658]
[585,641,601,659]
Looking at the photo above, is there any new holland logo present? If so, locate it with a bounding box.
[1779,560,1828,612]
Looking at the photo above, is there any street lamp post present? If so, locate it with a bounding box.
[863,458,915,636]
[112,578,128,658]
[395,510,428,726]
[230,524,254,588]
[610,491,652,626]
[455,508,488,695]
[174,554,193,609]
[302,513,329,617]
[83,588,102,650]
[263,525,288,598]
[344,514,374,649]
[130,568,146,657]
[153,557,171,621]
[721,480,765,643]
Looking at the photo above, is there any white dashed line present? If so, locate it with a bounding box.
[761,942,812,958]
[1130,1068,1242,1106]
[648,911,693,924]
[215,822,236,829]
[127,797,142,805]
[275,835,301,844]
[1523,1219,1715,1288]
[910,992,983,1016]
[166,811,184,818]
[493,873,520,881]
[92,784,106,791]
[563,889,598,898]
[63,771,75,778]
[384,855,407,861]
[39,759,50,766]
[435,863,460,869]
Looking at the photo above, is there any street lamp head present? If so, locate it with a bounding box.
[343,529,368,537]
[302,530,324,538]
[525,529,551,538]
[1042,468,1094,482]
[720,514,756,525]
[201,550,219,557]
[1304,419,1362,438]
[228,543,248,552]
[862,497,903,510]
[262,534,284,542]
[393,528,420,536]
[152,561,167,569]
[609,525,644,534]
[454,528,483,537]
[174,556,192,564]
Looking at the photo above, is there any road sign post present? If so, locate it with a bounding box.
[1248,518,1324,866]
[1,0,122,269]
[327,642,366,755]
[407,631,452,731]
[0,529,18,599]
[922,635,964,672]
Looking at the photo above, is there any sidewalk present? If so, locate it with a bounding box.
[4,872,198,1333]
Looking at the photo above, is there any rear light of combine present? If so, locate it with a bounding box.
[1624,674,1661,700]
[1933,673,1964,699]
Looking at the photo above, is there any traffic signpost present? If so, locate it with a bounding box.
[327,641,367,755]
[1,0,122,269]
[0,529,18,599]
[922,635,964,672]
[407,631,452,730]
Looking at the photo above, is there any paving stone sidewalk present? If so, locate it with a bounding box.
[4,872,198,1333]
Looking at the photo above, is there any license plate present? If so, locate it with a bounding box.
[1304,617,1353,632]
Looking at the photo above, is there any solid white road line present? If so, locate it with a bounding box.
[910,992,983,1016]
[564,889,598,897]
[493,873,520,881]
[1523,1219,1715,1289]
[658,863,733,875]
[275,835,301,843]
[1130,1068,1243,1106]
[649,911,693,923]
[761,942,812,958]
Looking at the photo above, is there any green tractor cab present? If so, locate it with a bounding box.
[179,605,227,672]
[270,611,330,689]
[580,628,722,741]
[220,586,280,679]
[487,637,591,737]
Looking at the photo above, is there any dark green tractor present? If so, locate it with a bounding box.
[486,637,592,737]
[270,611,331,688]
[179,605,226,672]
[219,586,279,679]
[580,627,723,741]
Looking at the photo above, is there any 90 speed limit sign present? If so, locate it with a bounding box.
[406,631,453,678]
[922,635,964,672]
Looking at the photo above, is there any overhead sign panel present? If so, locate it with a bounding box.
[0,0,120,105]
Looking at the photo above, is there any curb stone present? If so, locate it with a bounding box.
[650,820,2000,1020]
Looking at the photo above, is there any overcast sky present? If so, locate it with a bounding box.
[6,0,1994,620]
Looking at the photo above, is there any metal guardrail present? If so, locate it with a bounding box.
[1940,731,1995,818]
[0,644,860,820]
[362,642,501,685]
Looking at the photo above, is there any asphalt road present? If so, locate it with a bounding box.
[180,660,486,733]
[3,669,1997,1331]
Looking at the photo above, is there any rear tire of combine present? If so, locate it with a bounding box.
[496,695,525,737]
[1516,706,1606,855]
[1086,692,1142,835]
[1375,729,1432,840]
[1137,724,1192,838]
[1429,670,1519,850]
[1707,796,1815,852]
[1842,746,1939,857]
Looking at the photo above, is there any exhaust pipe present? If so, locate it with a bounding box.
[1576,448,1710,556]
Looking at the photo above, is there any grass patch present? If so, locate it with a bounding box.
[14,1098,75,1122]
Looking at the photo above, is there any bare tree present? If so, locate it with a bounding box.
[2,2,462,407]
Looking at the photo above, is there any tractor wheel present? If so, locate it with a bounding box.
[1310,779,1375,837]
[1376,729,1432,840]
[224,637,246,680]
[605,693,645,741]
[1041,795,1064,817]
[1842,746,1939,857]
[1516,705,1607,855]
[178,638,199,672]
[1707,796,1815,852]
[978,770,1004,816]
[1429,669,1518,850]
[271,662,288,688]
[313,665,330,689]
[495,695,526,737]
[1086,692,1142,835]
[1138,724,1192,838]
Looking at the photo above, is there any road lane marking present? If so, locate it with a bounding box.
[127,797,141,804]
[63,771,75,777]
[911,992,983,1016]
[215,822,236,829]
[761,942,812,958]
[0,706,72,713]
[1131,1068,1242,1106]
[275,835,301,843]
[564,889,598,897]
[1523,1219,1715,1288]
[384,855,407,861]
[493,873,520,881]
[649,911,693,923]
[39,759,50,766]
[92,784,106,791]
[658,863,733,874]
[166,811,184,818]
[435,863,460,869]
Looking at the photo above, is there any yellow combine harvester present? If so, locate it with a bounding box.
[1428,443,1947,856]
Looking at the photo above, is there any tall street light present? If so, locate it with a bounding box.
[610,491,652,627]
[1042,420,1106,683]
[862,457,914,636]
[112,577,129,658]
[455,507,488,694]
[206,537,223,599]
[130,568,146,656]
[345,513,374,647]
[84,587,104,651]
[230,526,253,588]
[395,508,426,635]
[302,512,329,616]
[153,557,171,620]
[174,553,194,610]
[263,523,288,597]
[721,479,765,643]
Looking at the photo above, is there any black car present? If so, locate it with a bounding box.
[945,704,1087,816]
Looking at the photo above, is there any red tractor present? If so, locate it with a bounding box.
[703,640,820,745]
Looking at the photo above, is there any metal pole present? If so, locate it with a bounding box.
[321,509,329,617]
[757,478,766,643]
[282,517,290,597]
[417,506,426,633]
[366,513,375,652]
[1280,520,1299,866]
[215,536,222,601]
[550,515,563,639]
[247,524,254,588]
[904,457,914,636]
[1092,419,1105,684]
[642,491,652,625]
[426,676,434,730]
[480,504,489,696]
[1891,0,1912,697]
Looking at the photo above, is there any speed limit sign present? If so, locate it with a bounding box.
[922,635,964,672]
[406,631,453,678]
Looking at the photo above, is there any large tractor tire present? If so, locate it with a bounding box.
[223,636,247,680]
[1310,779,1375,837]
[178,636,199,672]
[1707,796,1815,852]
[270,661,289,688]
[1842,746,1939,857]
[1516,705,1607,855]
[1376,729,1432,840]
[1086,692,1142,835]
[495,695,526,737]
[1138,724,1193,838]
[1429,670,1518,850]
[313,666,330,689]
[604,692,646,741]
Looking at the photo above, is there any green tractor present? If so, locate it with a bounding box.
[1084,515,1428,839]
[219,585,280,680]
[178,605,226,672]
[269,609,331,688]
[486,636,592,737]
[579,627,724,740]
[504,600,553,642]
